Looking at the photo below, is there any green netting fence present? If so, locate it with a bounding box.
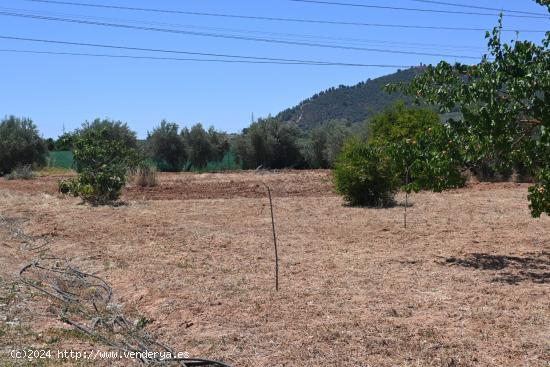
[46,151,74,169]
[47,150,241,172]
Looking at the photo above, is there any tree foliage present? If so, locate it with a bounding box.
[207,126,231,162]
[389,126,465,193]
[76,118,138,150]
[367,102,440,145]
[390,3,550,217]
[332,104,465,206]
[234,118,304,169]
[182,123,230,169]
[301,120,354,168]
[0,116,47,175]
[147,121,187,172]
[54,132,76,151]
[59,125,139,205]
[333,139,399,206]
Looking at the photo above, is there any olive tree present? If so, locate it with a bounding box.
[0,116,47,175]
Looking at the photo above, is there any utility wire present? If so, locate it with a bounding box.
[0,7,485,52]
[0,49,417,68]
[18,0,546,33]
[0,48,374,65]
[409,0,549,17]
[0,35,414,67]
[0,11,484,60]
[289,0,549,19]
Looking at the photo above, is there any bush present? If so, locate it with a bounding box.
[528,169,550,218]
[146,121,187,172]
[131,163,157,187]
[333,139,399,206]
[59,126,138,205]
[4,165,35,180]
[0,116,47,175]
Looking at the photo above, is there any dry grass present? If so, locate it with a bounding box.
[0,170,549,366]
[36,167,75,177]
[130,165,158,188]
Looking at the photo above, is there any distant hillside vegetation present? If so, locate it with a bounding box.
[276,66,425,130]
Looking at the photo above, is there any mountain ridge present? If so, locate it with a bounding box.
[275,66,425,130]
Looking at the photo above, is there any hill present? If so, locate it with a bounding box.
[276,66,425,130]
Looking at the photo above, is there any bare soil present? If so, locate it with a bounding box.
[0,170,548,366]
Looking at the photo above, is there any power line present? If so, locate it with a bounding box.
[0,35,414,67]
[0,11,485,60]
[0,7,485,52]
[289,0,549,19]
[409,0,549,17]
[0,48,355,65]
[0,49,416,67]
[19,0,547,33]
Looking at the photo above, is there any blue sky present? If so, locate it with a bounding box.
[1,0,548,138]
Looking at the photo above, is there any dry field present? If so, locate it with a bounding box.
[0,170,549,366]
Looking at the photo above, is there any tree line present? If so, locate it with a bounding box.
[0,114,358,174]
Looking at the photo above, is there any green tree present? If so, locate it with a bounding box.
[207,126,231,162]
[146,121,187,172]
[389,125,466,193]
[55,132,75,151]
[234,118,304,169]
[45,138,55,151]
[367,103,440,146]
[364,104,465,192]
[59,127,138,205]
[0,116,47,175]
[391,3,550,217]
[301,120,353,168]
[183,123,216,169]
[76,119,138,150]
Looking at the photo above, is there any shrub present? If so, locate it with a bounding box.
[59,126,138,205]
[131,163,158,187]
[528,169,550,217]
[4,165,35,180]
[146,121,187,172]
[333,139,399,206]
[0,116,47,175]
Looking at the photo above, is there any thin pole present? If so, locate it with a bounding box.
[404,168,409,229]
[264,184,279,291]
